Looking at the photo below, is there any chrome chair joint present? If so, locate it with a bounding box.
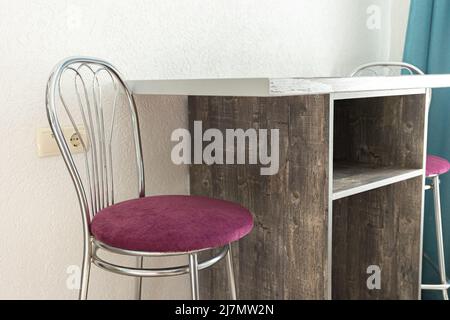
[91,238,230,278]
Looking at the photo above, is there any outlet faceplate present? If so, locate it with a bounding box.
[37,126,88,157]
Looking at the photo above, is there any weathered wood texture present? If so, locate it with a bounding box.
[189,95,330,300]
[334,95,426,168]
[332,94,426,300]
[332,177,423,300]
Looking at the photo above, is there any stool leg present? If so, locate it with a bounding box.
[79,239,91,300]
[189,254,200,300]
[137,256,144,300]
[226,244,237,300]
[79,259,91,300]
[432,176,449,300]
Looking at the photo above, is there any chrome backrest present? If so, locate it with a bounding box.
[46,57,145,229]
[351,61,432,108]
[351,61,426,77]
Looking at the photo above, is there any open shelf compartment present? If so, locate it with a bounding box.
[332,93,426,200]
[331,92,427,299]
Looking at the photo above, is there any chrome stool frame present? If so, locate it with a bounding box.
[422,175,450,299]
[352,62,449,300]
[46,57,237,300]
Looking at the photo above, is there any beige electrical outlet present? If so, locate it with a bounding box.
[37,126,88,157]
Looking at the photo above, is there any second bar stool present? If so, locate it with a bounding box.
[422,155,450,299]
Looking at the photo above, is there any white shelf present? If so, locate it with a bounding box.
[332,163,423,200]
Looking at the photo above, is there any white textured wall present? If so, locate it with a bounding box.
[0,0,409,299]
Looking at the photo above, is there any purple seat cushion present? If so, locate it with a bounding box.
[426,155,450,177]
[90,195,254,253]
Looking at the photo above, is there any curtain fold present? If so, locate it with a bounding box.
[404,0,450,300]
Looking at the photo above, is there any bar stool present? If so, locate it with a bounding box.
[46,57,254,300]
[422,156,450,299]
[352,62,449,300]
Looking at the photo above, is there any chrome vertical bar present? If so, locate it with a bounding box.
[77,64,101,214]
[107,88,119,205]
[432,176,449,300]
[73,73,95,216]
[107,87,119,205]
[189,254,200,300]
[92,77,105,210]
[79,237,92,300]
[225,244,237,300]
[136,256,144,300]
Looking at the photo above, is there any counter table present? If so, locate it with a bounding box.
[128,75,450,300]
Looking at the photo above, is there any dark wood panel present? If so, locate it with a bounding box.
[189,95,331,300]
[334,95,426,168]
[332,176,423,300]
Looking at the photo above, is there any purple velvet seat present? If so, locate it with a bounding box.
[426,155,450,177]
[91,195,254,253]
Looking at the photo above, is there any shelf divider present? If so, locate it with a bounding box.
[332,162,423,200]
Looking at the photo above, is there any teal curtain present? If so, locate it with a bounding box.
[404,0,450,300]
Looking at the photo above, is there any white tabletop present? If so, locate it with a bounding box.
[127,74,450,97]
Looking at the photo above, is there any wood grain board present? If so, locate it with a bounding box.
[189,95,331,299]
[332,177,423,300]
